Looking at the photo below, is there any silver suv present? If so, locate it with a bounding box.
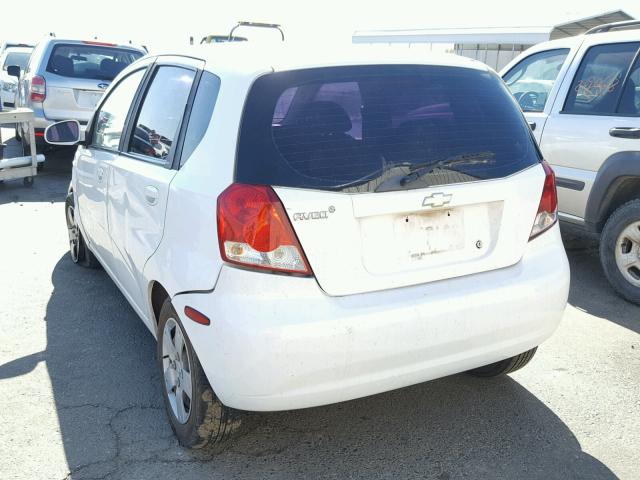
[12,38,144,148]
[501,20,640,305]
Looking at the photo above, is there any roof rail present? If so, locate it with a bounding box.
[585,19,640,35]
[228,21,285,41]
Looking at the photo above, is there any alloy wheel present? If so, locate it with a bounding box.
[162,317,193,424]
[615,221,640,288]
[66,204,80,263]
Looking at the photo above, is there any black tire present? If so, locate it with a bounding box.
[600,199,640,305]
[157,300,242,448]
[65,192,100,268]
[467,347,537,377]
[23,176,34,187]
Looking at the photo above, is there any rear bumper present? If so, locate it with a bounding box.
[172,224,569,412]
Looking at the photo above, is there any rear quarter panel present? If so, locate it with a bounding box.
[143,68,267,298]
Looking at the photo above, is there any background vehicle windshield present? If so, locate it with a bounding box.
[237,65,540,192]
[46,44,143,80]
[3,51,30,70]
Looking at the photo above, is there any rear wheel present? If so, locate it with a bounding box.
[65,192,100,268]
[157,300,242,448]
[600,199,640,305]
[467,347,537,377]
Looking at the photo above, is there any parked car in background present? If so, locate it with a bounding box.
[501,20,640,305]
[46,44,569,448]
[11,38,144,149]
[0,46,32,107]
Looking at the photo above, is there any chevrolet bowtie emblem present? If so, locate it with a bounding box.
[422,192,452,208]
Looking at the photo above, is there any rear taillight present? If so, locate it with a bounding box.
[217,184,312,275]
[30,75,46,102]
[529,161,558,240]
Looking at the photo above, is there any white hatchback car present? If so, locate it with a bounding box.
[46,44,569,448]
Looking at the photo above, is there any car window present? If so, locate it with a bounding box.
[128,66,195,163]
[617,57,640,115]
[3,52,30,70]
[563,42,640,115]
[46,44,143,81]
[179,71,221,167]
[503,49,570,112]
[237,65,540,192]
[92,69,146,150]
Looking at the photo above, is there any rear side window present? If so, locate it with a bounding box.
[236,65,540,192]
[128,66,196,162]
[503,49,569,112]
[179,71,221,166]
[618,56,640,115]
[46,44,143,80]
[563,42,640,115]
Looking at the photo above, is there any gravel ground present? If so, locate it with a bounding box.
[0,138,638,480]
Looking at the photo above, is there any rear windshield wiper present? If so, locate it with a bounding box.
[399,152,495,187]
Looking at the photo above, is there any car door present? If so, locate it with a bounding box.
[541,39,640,221]
[106,58,201,313]
[502,46,574,143]
[75,65,149,264]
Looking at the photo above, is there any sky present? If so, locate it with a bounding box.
[2,0,640,52]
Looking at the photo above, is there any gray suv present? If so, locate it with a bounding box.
[12,38,144,148]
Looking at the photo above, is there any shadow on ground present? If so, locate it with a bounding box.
[0,246,619,479]
[561,224,640,334]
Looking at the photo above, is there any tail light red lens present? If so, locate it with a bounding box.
[30,75,46,103]
[217,184,312,275]
[529,161,558,240]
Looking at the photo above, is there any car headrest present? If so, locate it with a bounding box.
[100,58,121,77]
[297,101,352,135]
[50,55,74,76]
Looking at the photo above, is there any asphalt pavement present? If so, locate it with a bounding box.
[0,135,638,480]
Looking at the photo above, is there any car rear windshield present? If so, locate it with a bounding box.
[3,52,30,70]
[46,44,143,81]
[236,65,540,192]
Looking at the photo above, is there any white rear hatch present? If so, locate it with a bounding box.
[233,63,546,296]
[276,166,542,295]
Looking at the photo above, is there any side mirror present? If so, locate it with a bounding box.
[44,120,82,145]
[7,65,20,78]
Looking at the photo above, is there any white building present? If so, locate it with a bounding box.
[353,10,633,71]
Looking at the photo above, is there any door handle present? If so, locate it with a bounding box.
[528,121,536,131]
[97,166,104,183]
[144,185,159,206]
[609,127,640,139]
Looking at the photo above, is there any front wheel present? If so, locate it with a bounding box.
[467,347,537,377]
[157,300,242,448]
[600,199,640,305]
[65,192,100,268]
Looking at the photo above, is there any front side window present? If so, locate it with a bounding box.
[92,69,145,150]
[128,66,195,162]
[46,44,143,80]
[503,49,570,112]
[563,42,640,115]
[237,65,540,193]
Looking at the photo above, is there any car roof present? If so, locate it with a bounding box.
[39,38,145,52]
[158,42,492,78]
[2,46,33,54]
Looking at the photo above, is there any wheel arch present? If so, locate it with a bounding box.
[149,280,171,328]
[584,151,640,233]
